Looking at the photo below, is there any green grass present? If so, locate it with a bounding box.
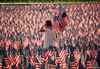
[0,0,100,3]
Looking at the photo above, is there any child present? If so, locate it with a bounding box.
[39,20,57,49]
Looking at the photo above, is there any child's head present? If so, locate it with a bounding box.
[45,20,52,27]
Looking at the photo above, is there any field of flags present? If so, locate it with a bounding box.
[0,3,100,69]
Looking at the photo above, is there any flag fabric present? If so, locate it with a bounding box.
[5,41,9,51]
[35,63,42,69]
[13,43,19,50]
[35,55,44,69]
[21,64,24,69]
[59,50,65,62]
[45,50,54,63]
[81,60,85,68]
[62,63,66,69]
[86,61,93,69]
[85,50,90,56]
[91,60,95,66]
[59,11,69,32]
[52,16,60,31]
[4,58,11,69]
[0,63,2,69]
[55,57,62,66]
[29,55,35,66]
[8,55,15,66]
[52,11,69,32]
[91,49,98,60]
[15,55,20,69]
[70,62,77,69]
[73,50,82,68]
[50,64,56,69]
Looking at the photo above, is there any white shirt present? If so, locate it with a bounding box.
[44,28,55,49]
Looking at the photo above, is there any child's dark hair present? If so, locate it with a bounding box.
[45,20,52,27]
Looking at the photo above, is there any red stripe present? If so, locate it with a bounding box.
[50,64,56,69]
[0,63,2,69]
[21,64,24,69]
[35,63,42,69]
[29,56,34,66]
[70,62,77,69]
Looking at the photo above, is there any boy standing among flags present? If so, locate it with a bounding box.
[39,20,57,49]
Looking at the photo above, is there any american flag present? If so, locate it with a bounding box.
[70,62,77,69]
[81,60,85,68]
[52,11,69,32]
[8,55,15,66]
[35,63,42,69]
[35,56,43,69]
[36,56,45,64]
[62,63,66,69]
[73,50,82,68]
[50,64,56,69]
[13,43,19,50]
[29,55,35,66]
[55,57,62,66]
[52,16,60,31]
[4,58,11,69]
[5,41,9,51]
[86,61,93,69]
[15,55,20,69]
[45,50,54,63]
[91,60,95,66]
[91,49,98,60]
[21,64,24,69]
[59,11,69,32]
[0,63,2,69]
[85,50,90,56]
[59,50,65,62]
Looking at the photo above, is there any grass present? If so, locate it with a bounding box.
[0,0,100,3]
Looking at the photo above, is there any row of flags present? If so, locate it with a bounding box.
[0,44,100,69]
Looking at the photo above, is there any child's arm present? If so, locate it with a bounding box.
[39,25,45,32]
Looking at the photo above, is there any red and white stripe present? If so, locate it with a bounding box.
[15,55,20,69]
[36,57,41,64]
[93,50,98,60]
[86,61,93,69]
[59,12,69,32]
[55,57,62,66]
[0,63,2,69]
[50,64,56,69]
[59,50,65,62]
[73,50,82,68]
[8,55,15,66]
[91,49,98,60]
[47,51,54,59]
[40,58,45,64]
[81,60,85,68]
[85,50,90,55]
[29,56,34,66]
[35,63,42,69]
[21,64,24,69]
[62,63,66,69]
[45,53,49,63]
[4,58,11,69]
[70,62,77,69]
[91,60,95,66]
[52,20,60,31]
[45,50,54,63]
